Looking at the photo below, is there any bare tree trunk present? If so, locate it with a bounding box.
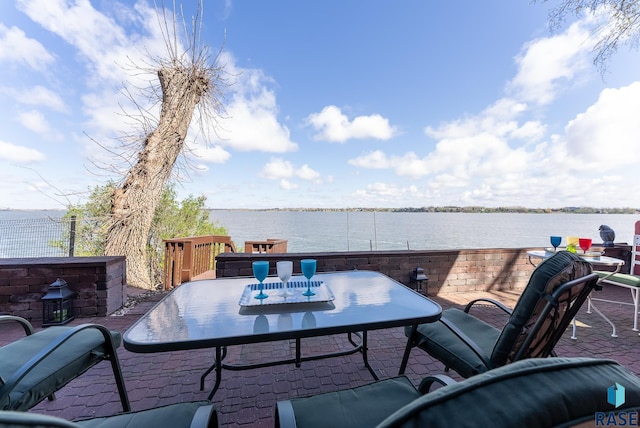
[105,65,208,289]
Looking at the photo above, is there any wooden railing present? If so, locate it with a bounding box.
[244,238,288,254]
[163,235,236,289]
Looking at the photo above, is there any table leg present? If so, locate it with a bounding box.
[206,346,224,400]
[586,299,618,338]
[347,332,358,347]
[581,265,623,338]
[200,332,376,396]
[201,346,225,392]
[295,338,301,367]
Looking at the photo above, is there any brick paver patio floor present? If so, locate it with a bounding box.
[2,282,640,427]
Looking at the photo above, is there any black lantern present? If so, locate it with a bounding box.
[42,278,75,327]
[410,267,429,294]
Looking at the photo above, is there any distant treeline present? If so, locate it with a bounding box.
[209,207,640,214]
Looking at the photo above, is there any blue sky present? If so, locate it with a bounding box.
[2,0,640,210]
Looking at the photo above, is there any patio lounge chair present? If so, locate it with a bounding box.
[401,251,599,378]
[275,357,640,428]
[0,401,217,427]
[0,315,130,412]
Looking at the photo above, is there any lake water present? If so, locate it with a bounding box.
[1,210,638,256]
[207,210,640,253]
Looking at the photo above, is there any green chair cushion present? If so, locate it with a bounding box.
[406,308,501,378]
[279,376,420,428]
[596,271,640,287]
[75,402,217,428]
[0,326,121,411]
[377,357,640,428]
[0,402,217,428]
[0,411,78,427]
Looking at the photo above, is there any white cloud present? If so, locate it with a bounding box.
[261,157,295,180]
[17,0,298,173]
[0,140,45,162]
[564,81,640,167]
[207,52,298,153]
[349,97,543,181]
[261,158,323,185]
[17,110,51,135]
[0,23,55,71]
[16,0,154,84]
[306,105,398,143]
[347,16,608,206]
[280,179,298,190]
[295,164,321,181]
[348,150,390,169]
[508,19,596,105]
[20,86,67,112]
[17,0,175,136]
[190,144,231,164]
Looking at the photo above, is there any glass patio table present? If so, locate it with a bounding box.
[123,270,442,398]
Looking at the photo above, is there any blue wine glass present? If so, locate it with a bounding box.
[301,259,317,297]
[550,236,562,252]
[252,261,269,299]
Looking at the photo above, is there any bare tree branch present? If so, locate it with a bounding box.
[536,0,640,73]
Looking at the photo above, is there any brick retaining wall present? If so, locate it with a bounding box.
[0,256,126,323]
[215,245,632,296]
[0,245,629,323]
[216,248,537,295]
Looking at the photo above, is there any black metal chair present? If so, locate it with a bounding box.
[0,316,130,412]
[0,401,217,428]
[401,251,600,378]
[276,357,640,428]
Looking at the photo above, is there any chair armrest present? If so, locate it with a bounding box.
[438,316,493,369]
[275,400,298,428]
[0,323,120,405]
[464,298,512,316]
[0,315,34,336]
[418,374,458,394]
[190,403,218,428]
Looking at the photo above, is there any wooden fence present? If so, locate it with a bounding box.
[163,235,236,289]
[244,238,288,254]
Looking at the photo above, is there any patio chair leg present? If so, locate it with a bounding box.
[108,354,131,412]
[361,331,378,380]
[631,288,639,332]
[399,325,417,375]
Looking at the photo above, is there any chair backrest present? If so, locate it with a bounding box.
[377,357,640,428]
[490,251,597,367]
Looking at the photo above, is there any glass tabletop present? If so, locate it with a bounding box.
[527,250,625,267]
[123,270,442,352]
